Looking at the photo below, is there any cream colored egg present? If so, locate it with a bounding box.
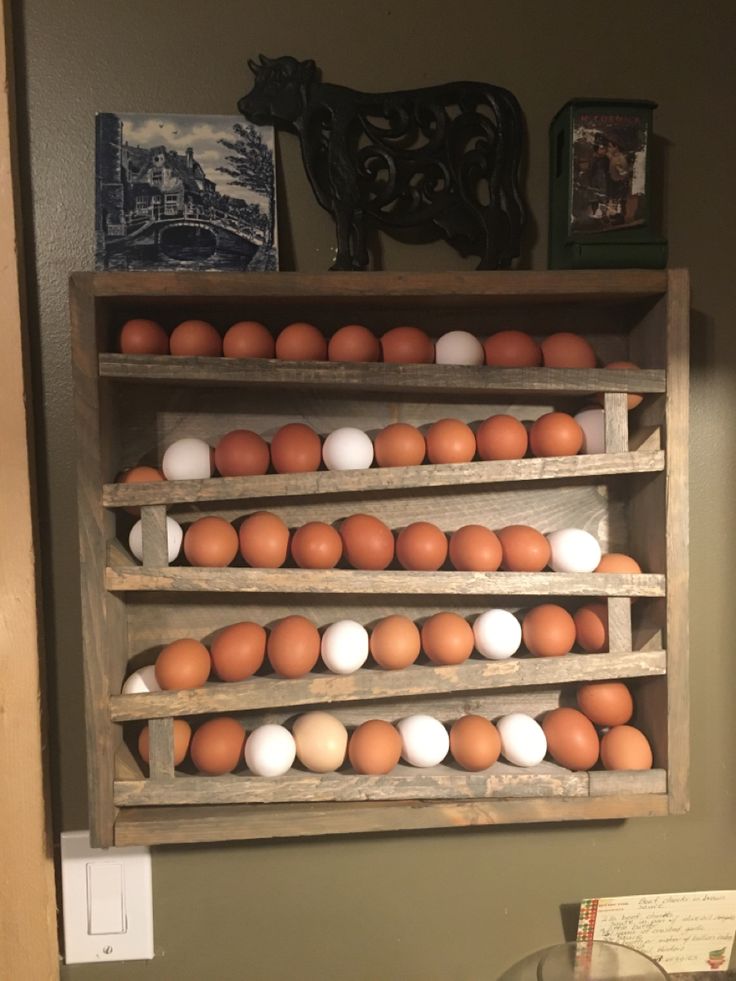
[293,711,348,772]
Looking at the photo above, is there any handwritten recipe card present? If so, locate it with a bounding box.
[577,891,736,973]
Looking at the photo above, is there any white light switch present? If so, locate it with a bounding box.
[61,830,154,964]
[86,862,125,934]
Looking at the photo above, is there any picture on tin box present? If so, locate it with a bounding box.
[95,112,277,271]
[570,110,648,233]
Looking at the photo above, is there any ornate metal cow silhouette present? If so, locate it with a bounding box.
[238,55,525,270]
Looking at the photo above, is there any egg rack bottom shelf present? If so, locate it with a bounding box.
[111,769,670,849]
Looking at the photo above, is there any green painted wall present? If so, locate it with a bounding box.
[14,0,736,977]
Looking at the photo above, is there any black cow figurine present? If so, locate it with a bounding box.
[238,55,525,270]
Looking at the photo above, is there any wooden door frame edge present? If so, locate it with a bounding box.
[0,0,60,976]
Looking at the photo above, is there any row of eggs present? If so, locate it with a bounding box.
[123,602,621,692]
[127,511,641,573]
[120,410,615,491]
[118,317,640,374]
[137,698,650,778]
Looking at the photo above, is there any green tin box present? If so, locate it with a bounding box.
[548,99,667,269]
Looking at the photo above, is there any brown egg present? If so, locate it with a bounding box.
[214,430,270,477]
[328,324,381,362]
[339,514,395,570]
[190,717,246,775]
[155,638,211,690]
[574,602,609,653]
[541,332,596,368]
[396,522,448,571]
[138,719,192,767]
[449,525,502,571]
[118,465,166,516]
[421,612,474,665]
[374,423,426,467]
[293,711,348,772]
[426,418,476,464]
[238,511,290,568]
[210,621,267,682]
[267,615,320,678]
[381,326,434,364]
[600,725,653,770]
[483,329,542,367]
[476,415,528,461]
[369,615,421,669]
[522,604,576,657]
[275,322,327,361]
[119,464,165,486]
[222,321,275,359]
[290,521,343,569]
[348,720,402,774]
[595,552,642,574]
[270,422,322,474]
[577,681,634,726]
[184,516,239,567]
[119,318,169,355]
[529,412,584,457]
[597,361,643,410]
[169,319,223,357]
[542,707,600,770]
[497,525,551,572]
[450,715,501,770]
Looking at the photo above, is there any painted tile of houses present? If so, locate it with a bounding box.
[123,143,216,221]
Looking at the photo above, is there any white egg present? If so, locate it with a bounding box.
[397,714,449,767]
[128,515,183,564]
[473,609,522,660]
[162,437,213,480]
[497,713,547,767]
[121,665,161,695]
[547,528,602,573]
[320,619,369,674]
[435,331,485,365]
[574,408,606,454]
[322,427,374,471]
[244,724,296,777]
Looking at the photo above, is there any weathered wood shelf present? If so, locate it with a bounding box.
[113,762,578,807]
[72,268,689,847]
[113,764,667,807]
[99,353,666,399]
[103,450,665,508]
[105,566,666,596]
[110,649,667,721]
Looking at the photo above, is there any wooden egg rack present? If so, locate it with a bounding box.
[71,269,689,847]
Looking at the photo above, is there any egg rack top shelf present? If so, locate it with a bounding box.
[71,268,689,848]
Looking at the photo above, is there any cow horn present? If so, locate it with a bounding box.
[259,54,273,66]
[247,58,259,73]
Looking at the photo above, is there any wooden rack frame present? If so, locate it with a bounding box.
[71,269,689,847]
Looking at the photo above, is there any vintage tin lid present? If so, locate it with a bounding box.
[551,98,658,127]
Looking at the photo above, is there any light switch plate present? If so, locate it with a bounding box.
[60,830,154,964]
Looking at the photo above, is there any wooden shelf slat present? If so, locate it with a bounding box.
[114,761,590,806]
[99,353,665,399]
[80,268,669,302]
[103,450,665,508]
[105,566,666,596]
[110,649,667,722]
[113,764,667,808]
